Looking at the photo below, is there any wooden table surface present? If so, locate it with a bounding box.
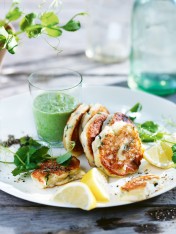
[0,1,176,234]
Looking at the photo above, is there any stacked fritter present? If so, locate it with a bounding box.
[63,103,144,177]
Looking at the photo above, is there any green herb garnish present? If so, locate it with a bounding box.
[126,103,165,143]
[12,136,51,176]
[0,136,75,176]
[140,121,159,133]
[136,121,165,142]
[56,141,75,166]
[137,125,164,142]
[129,102,142,113]
[126,102,142,121]
[56,152,72,165]
[172,144,176,163]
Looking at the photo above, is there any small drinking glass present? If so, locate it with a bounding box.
[129,0,176,95]
[85,0,133,63]
[28,67,82,146]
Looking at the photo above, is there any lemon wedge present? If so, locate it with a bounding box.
[81,168,110,202]
[53,182,96,210]
[144,142,175,169]
[164,134,176,146]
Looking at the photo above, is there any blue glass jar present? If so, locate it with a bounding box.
[128,0,176,95]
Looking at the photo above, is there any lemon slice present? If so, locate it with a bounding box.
[144,142,175,169]
[81,168,110,202]
[52,182,96,210]
[164,134,176,146]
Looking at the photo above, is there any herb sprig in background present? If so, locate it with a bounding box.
[0,0,86,54]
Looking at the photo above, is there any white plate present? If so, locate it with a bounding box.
[0,86,176,208]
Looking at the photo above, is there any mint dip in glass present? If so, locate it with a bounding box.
[33,92,78,142]
[28,67,82,145]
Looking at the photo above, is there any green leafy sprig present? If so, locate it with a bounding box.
[172,144,176,163]
[125,102,142,121]
[56,141,75,166]
[136,121,165,143]
[0,136,75,176]
[0,0,86,54]
[6,136,52,176]
[127,103,176,166]
[126,103,166,142]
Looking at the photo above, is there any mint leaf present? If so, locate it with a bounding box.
[20,136,30,146]
[12,137,50,176]
[141,121,159,133]
[171,144,176,164]
[137,126,164,142]
[61,157,72,167]
[31,146,49,161]
[56,141,75,166]
[14,146,28,166]
[136,119,163,143]
[28,146,37,155]
[26,162,38,170]
[6,7,22,22]
[29,138,41,147]
[172,152,176,163]
[1,136,75,176]
[20,136,40,148]
[129,103,142,113]
[41,12,59,26]
[172,144,176,153]
[56,152,72,165]
[126,103,142,121]
[45,26,62,37]
[20,13,36,31]
[12,166,26,176]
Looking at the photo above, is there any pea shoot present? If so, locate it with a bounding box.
[0,0,86,54]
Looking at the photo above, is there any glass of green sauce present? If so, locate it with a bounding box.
[28,67,82,145]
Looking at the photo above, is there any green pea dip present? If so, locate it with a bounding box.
[33,92,77,143]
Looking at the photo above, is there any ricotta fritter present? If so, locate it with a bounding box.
[31,157,85,188]
[80,112,108,166]
[92,113,144,177]
[63,104,89,156]
[79,103,109,138]
[120,175,160,201]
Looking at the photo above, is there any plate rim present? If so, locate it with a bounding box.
[0,86,176,209]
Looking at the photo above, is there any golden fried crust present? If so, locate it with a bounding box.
[81,113,108,166]
[121,175,160,192]
[79,104,109,136]
[63,104,89,156]
[89,105,109,117]
[31,157,80,184]
[71,113,86,156]
[108,112,132,126]
[95,124,144,177]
